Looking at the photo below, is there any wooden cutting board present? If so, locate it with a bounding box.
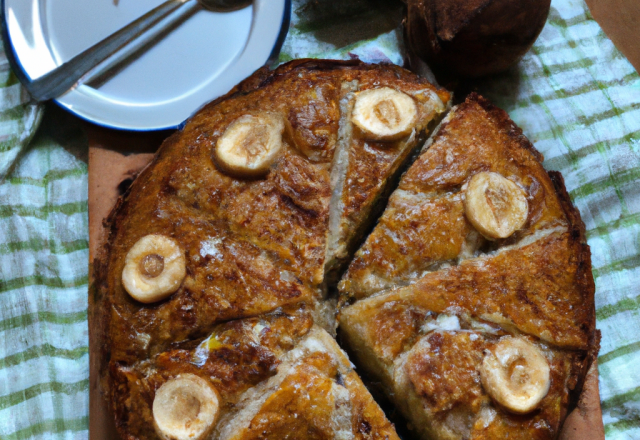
[585,0,640,74]
[87,124,605,440]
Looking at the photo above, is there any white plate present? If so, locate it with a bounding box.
[2,0,289,131]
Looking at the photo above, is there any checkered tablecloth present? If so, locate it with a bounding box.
[1,0,638,438]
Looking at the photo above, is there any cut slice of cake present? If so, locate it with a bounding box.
[109,305,399,440]
[325,76,451,278]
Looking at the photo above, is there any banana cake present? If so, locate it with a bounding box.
[94,62,597,440]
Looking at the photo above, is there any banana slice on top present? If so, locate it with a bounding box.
[122,234,186,303]
[216,113,285,177]
[480,337,550,414]
[153,374,220,440]
[464,172,528,239]
[352,87,418,141]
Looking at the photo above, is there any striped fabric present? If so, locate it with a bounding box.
[0,0,638,438]
[0,44,89,438]
[0,51,42,181]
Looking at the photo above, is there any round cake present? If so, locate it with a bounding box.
[94,60,597,440]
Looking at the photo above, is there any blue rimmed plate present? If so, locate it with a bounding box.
[2,0,289,131]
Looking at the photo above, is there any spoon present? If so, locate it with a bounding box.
[15,0,252,102]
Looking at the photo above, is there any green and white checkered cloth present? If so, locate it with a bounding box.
[0,49,89,439]
[0,0,638,438]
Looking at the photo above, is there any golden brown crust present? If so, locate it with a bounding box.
[340,75,451,237]
[339,300,592,440]
[237,353,340,440]
[232,351,399,440]
[345,371,401,440]
[353,230,593,350]
[401,331,586,440]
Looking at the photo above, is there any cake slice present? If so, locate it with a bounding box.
[339,294,593,439]
[109,305,399,440]
[338,94,597,440]
[324,72,450,278]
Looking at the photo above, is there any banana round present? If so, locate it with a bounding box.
[153,374,220,440]
[215,113,285,177]
[480,337,551,414]
[351,87,418,141]
[464,172,529,239]
[122,234,186,304]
